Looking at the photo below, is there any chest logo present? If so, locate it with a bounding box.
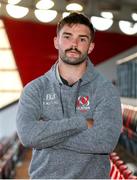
[76,96,90,112]
[44,93,58,105]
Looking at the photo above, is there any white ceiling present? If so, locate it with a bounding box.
[0,0,137,34]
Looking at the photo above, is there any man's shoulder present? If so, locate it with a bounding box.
[94,71,120,96]
[23,72,51,93]
[26,69,52,86]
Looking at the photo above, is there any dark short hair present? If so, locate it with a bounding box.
[57,12,95,41]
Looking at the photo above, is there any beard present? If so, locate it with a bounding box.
[60,47,88,65]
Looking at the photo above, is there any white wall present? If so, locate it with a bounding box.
[95,45,137,82]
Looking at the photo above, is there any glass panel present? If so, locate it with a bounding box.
[0,19,23,109]
[0,50,16,69]
[0,29,10,48]
[0,19,4,28]
[0,92,21,108]
[0,71,22,90]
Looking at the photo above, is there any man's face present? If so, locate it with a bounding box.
[54,24,94,65]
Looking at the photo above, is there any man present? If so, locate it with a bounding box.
[16,12,122,179]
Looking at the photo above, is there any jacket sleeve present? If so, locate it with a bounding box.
[16,80,87,149]
[52,85,122,154]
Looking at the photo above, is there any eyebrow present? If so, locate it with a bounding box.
[62,32,90,40]
[79,35,90,39]
[62,32,72,36]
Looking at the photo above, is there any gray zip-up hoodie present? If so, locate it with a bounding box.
[16,59,122,179]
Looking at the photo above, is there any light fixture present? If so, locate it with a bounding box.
[101,11,113,19]
[34,9,57,23]
[8,0,22,5]
[62,12,70,18]
[6,4,29,18]
[36,0,54,10]
[119,20,137,35]
[131,13,137,21]
[66,3,83,11]
[90,16,113,31]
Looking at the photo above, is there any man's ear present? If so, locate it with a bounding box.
[54,37,59,50]
[88,42,95,54]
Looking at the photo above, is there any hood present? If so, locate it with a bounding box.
[45,58,99,87]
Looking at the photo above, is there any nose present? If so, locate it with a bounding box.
[71,38,78,48]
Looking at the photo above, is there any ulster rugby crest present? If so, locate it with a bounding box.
[76,96,90,112]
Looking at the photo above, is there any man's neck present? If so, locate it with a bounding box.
[58,59,87,85]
